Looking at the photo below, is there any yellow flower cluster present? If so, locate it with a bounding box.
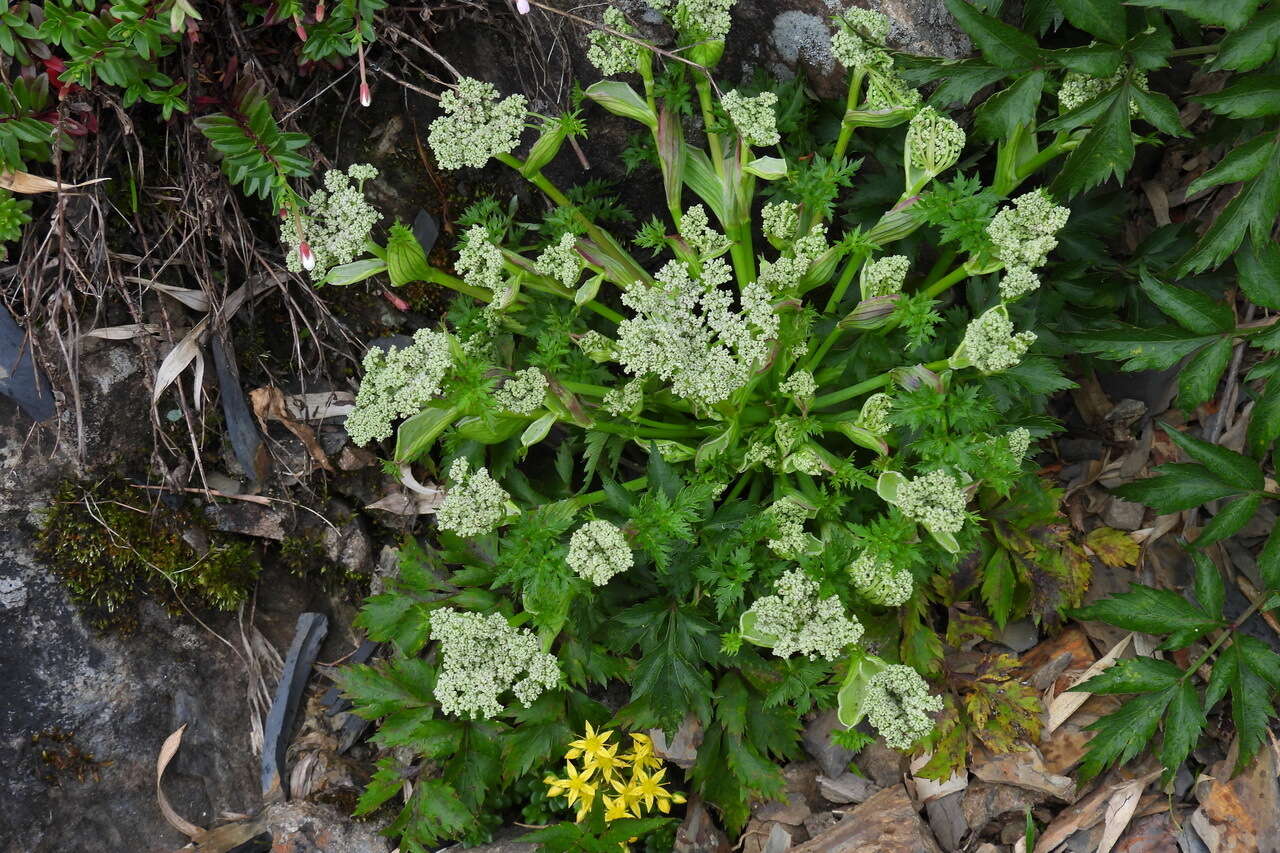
[544,722,687,825]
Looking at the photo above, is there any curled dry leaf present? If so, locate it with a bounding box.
[156,724,203,840]
[249,386,335,473]
[1096,771,1161,853]
[1046,633,1133,735]
[367,490,444,517]
[81,323,163,340]
[0,170,110,193]
[283,391,355,420]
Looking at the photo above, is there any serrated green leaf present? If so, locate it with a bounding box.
[1259,524,1280,591]
[1238,236,1280,310]
[1129,86,1187,137]
[1126,0,1259,29]
[1221,641,1277,772]
[1073,583,1220,644]
[1237,634,1280,690]
[1195,493,1262,550]
[1056,0,1127,43]
[1138,270,1234,334]
[1112,463,1247,513]
[943,0,1040,68]
[1177,338,1232,411]
[1247,375,1280,457]
[356,756,409,815]
[974,71,1045,140]
[981,548,1016,628]
[1075,656,1183,694]
[1078,688,1174,781]
[1050,89,1135,197]
[1196,76,1280,119]
[1210,5,1280,71]
[1191,551,1227,618]
[1186,134,1272,198]
[1158,679,1205,783]
[1178,140,1280,274]
[1047,43,1123,76]
[1161,423,1264,489]
[1067,325,1221,371]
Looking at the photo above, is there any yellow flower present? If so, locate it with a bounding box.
[568,720,614,761]
[560,761,597,809]
[582,740,630,782]
[627,733,663,771]
[544,772,568,799]
[629,766,683,814]
[602,794,633,822]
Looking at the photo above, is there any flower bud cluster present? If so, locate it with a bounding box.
[861,254,909,299]
[1007,426,1031,460]
[679,204,731,257]
[745,568,864,660]
[437,457,512,537]
[895,469,968,534]
[430,607,561,718]
[987,189,1070,271]
[863,664,943,749]
[566,520,633,585]
[535,233,586,288]
[758,224,828,293]
[604,378,643,416]
[765,498,810,558]
[587,7,643,76]
[762,201,799,243]
[283,164,381,280]
[849,552,913,606]
[457,225,507,294]
[780,370,816,404]
[998,265,1041,301]
[1059,67,1148,114]
[961,305,1036,373]
[856,393,893,434]
[428,77,528,170]
[494,367,548,415]
[829,7,890,70]
[345,329,453,446]
[658,0,734,42]
[905,107,964,178]
[722,90,780,147]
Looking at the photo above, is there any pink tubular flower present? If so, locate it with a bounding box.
[298,241,316,270]
[516,0,530,13]
[359,82,371,107]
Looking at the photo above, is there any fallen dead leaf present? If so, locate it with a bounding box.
[367,491,444,516]
[1,170,110,193]
[250,386,335,472]
[1098,771,1161,853]
[1086,527,1141,568]
[1047,633,1133,735]
[156,725,202,840]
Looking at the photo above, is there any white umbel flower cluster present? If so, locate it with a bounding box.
[430,608,561,718]
[780,370,816,404]
[679,204,731,257]
[999,265,1041,301]
[655,0,735,42]
[283,164,380,280]
[615,259,776,407]
[766,498,810,558]
[961,305,1036,373]
[345,329,453,446]
[987,189,1071,270]
[428,77,528,170]
[566,520,633,585]
[861,254,909,299]
[1006,427,1031,459]
[494,367,548,415]
[905,107,964,177]
[863,664,943,749]
[746,569,864,660]
[762,201,799,243]
[857,393,893,434]
[1059,67,1148,114]
[758,223,828,293]
[830,7,890,69]
[587,7,642,76]
[896,469,968,534]
[437,458,512,537]
[535,233,585,288]
[456,225,507,294]
[722,90,780,147]
[849,552,913,606]
[603,377,643,415]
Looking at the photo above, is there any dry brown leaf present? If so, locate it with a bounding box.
[0,170,110,193]
[283,391,356,420]
[1086,527,1141,568]
[123,277,211,312]
[1047,633,1133,734]
[156,724,203,840]
[367,491,444,516]
[249,386,335,473]
[1097,771,1160,853]
[81,323,163,340]
[151,278,267,407]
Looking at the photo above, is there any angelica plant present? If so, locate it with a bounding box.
[337,1,1095,844]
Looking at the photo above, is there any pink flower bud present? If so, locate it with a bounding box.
[359,82,371,107]
[298,241,316,270]
[294,20,307,40]
[315,0,325,20]
[382,288,410,312]
[516,0,530,13]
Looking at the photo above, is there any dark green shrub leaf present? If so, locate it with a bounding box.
[1176,338,1232,411]
[1138,270,1234,334]
[1161,423,1263,490]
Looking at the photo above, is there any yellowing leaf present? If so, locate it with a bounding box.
[1086,526,1140,567]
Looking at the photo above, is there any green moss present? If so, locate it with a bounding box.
[277,532,359,589]
[35,479,262,631]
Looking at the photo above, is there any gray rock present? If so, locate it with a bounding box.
[997,619,1039,653]
[925,789,967,852]
[763,822,795,853]
[674,798,731,853]
[817,772,880,804]
[1102,498,1147,531]
[802,709,855,778]
[858,738,905,788]
[791,784,941,853]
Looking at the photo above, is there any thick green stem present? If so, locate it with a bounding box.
[1184,592,1268,678]
[571,476,649,509]
[823,249,863,315]
[812,358,949,410]
[921,264,969,300]
[832,70,866,164]
[696,78,726,180]
[424,268,494,302]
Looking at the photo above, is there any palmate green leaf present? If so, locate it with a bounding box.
[1112,463,1249,513]
[916,59,1010,107]
[1075,656,1183,694]
[1259,524,1280,591]
[974,71,1045,140]
[1158,679,1206,784]
[1068,325,1221,371]
[1124,24,1174,71]
[1050,88,1134,198]
[1129,86,1188,138]
[1196,76,1280,119]
[391,779,474,850]
[1161,423,1264,490]
[1237,237,1280,310]
[373,713,460,756]
[1055,0,1127,43]
[1072,583,1221,646]
[1178,138,1280,273]
[1177,338,1232,411]
[1138,270,1234,334]
[1195,493,1263,549]
[355,591,432,654]
[337,656,436,718]
[1215,639,1280,772]
[1210,5,1280,71]
[1078,688,1175,781]
[943,0,1040,69]
[1186,134,1273,198]
[356,755,410,815]
[1126,0,1259,29]
[1046,43,1123,76]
